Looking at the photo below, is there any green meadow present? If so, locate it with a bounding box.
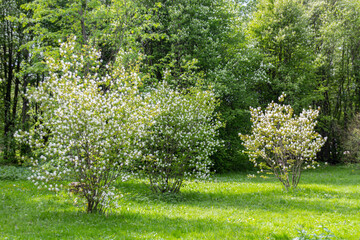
[1,165,359,239]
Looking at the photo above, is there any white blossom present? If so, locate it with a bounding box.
[239,95,326,190]
[15,37,152,213]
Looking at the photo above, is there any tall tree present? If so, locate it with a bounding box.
[0,0,31,163]
[307,0,360,163]
[247,0,317,110]
[138,0,235,86]
[136,0,260,172]
[22,0,149,67]
[1,0,155,163]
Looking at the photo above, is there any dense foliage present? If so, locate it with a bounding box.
[139,83,222,193]
[342,114,360,164]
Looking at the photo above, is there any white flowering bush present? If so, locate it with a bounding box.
[15,37,151,213]
[138,83,223,193]
[239,94,327,190]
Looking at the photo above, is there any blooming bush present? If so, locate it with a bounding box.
[138,83,223,193]
[15,37,151,213]
[239,94,327,190]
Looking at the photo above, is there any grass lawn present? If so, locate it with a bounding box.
[0,165,359,239]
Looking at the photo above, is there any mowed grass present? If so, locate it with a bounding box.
[0,165,359,239]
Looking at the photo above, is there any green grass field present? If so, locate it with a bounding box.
[0,165,359,239]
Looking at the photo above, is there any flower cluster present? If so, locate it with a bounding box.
[239,93,327,190]
[137,83,223,193]
[15,37,151,213]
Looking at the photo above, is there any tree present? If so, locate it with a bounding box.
[247,0,317,109]
[137,0,264,172]
[139,0,234,88]
[2,0,157,164]
[305,0,360,164]
[0,0,32,163]
[22,0,146,62]
[138,82,223,193]
[240,94,327,190]
[16,38,151,213]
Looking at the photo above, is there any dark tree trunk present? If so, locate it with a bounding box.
[3,21,15,162]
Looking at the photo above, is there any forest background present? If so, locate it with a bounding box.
[1,0,360,172]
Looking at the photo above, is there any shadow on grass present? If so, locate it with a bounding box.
[115,174,360,217]
[2,191,265,239]
[220,165,360,186]
[31,210,263,239]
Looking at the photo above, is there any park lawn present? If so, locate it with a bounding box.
[0,165,359,239]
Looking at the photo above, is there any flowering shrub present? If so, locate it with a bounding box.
[15,37,151,213]
[239,93,327,190]
[138,83,223,193]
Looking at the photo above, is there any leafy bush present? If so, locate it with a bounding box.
[138,83,223,193]
[15,37,152,213]
[0,166,31,180]
[240,93,326,190]
[342,113,360,163]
